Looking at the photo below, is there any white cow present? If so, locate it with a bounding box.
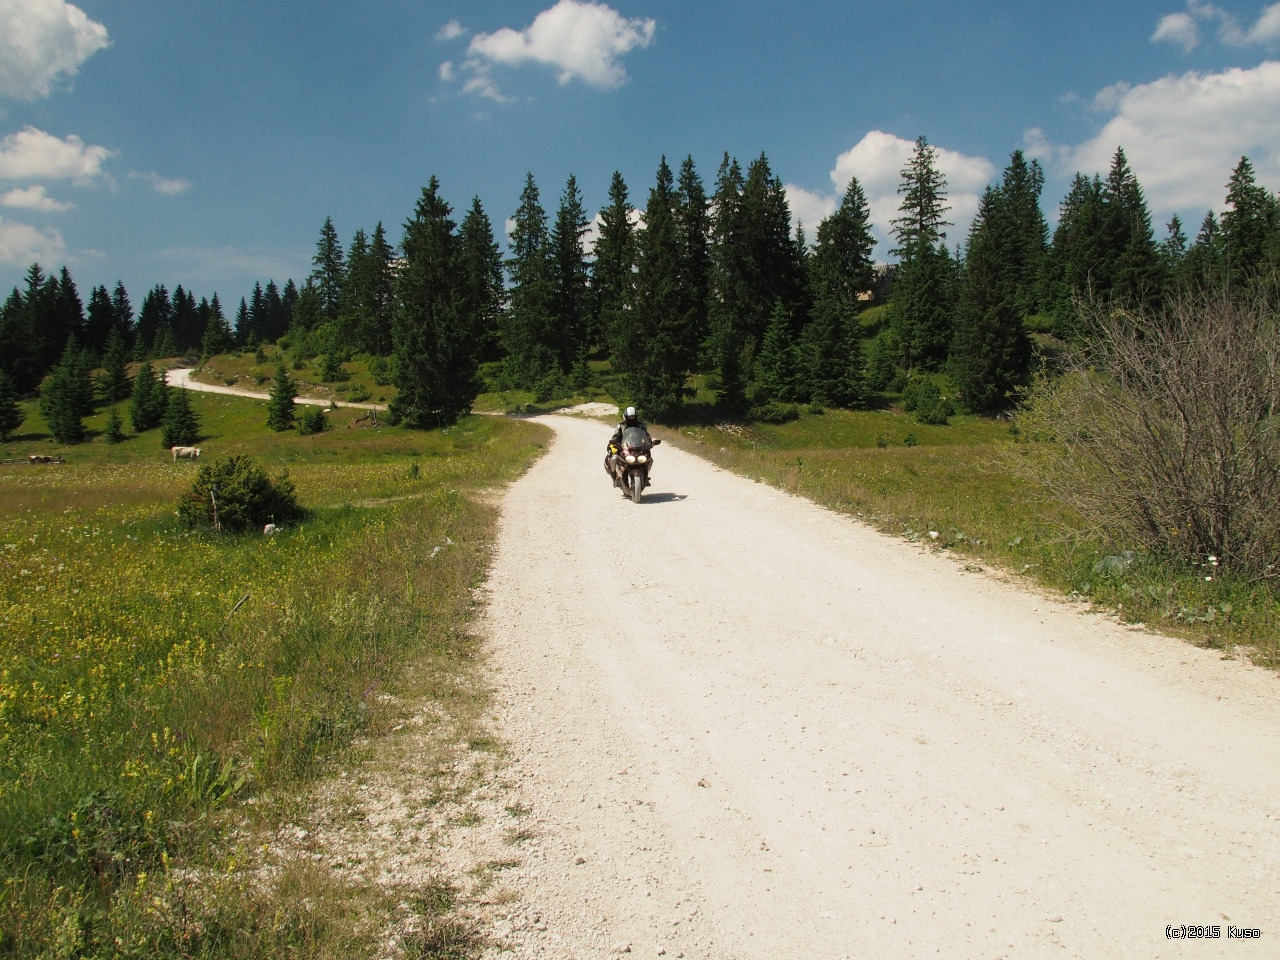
[171,445,201,462]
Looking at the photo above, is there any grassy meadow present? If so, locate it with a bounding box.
[1,387,549,957]
[660,406,1279,666]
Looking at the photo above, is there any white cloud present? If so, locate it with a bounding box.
[1154,2,1280,50]
[0,0,109,101]
[0,214,66,265]
[827,130,996,254]
[461,64,511,103]
[783,183,837,239]
[0,126,113,183]
[1041,61,1280,215]
[1152,12,1199,51]
[1248,3,1280,44]
[129,170,191,195]
[467,0,655,92]
[437,19,465,42]
[439,60,455,82]
[1,183,71,210]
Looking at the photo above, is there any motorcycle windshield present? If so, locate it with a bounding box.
[621,426,649,450]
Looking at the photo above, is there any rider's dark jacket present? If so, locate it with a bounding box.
[609,418,650,448]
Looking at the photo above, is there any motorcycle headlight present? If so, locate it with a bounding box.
[636,455,648,464]
[624,454,637,464]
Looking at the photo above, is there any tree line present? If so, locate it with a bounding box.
[2,141,1278,439]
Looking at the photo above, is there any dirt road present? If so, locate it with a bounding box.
[479,414,1280,959]
[164,367,384,410]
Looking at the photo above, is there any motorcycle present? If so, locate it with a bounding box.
[608,426,661,503]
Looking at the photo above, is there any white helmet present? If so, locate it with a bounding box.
[624,406,637,421]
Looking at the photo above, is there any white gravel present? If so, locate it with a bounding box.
[474,413,1280,959]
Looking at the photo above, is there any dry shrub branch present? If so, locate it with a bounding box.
[1018,285,1280,578]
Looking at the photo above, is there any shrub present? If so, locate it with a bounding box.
[178,455,304,532]
[318,352,347,383]
[752,401,800,424]
[297,405,328,435]
[102,408,124,444]
[534,371,562,403]
[901,376,953,424]
[1017,287,1280,577]
[368,354,395,386]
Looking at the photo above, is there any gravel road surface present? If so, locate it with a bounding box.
[479,413,1280,959]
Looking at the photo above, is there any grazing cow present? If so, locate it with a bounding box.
[171,445,201,462]
[28,454,53,464]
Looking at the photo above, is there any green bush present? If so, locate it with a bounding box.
[901,376,953,425]
[178,455,304,532]
[297,406,328,436]
[752,401,800,424]
[318,353,347,383]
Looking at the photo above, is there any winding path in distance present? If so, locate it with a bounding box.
[477,412,1280,959]
[164,367,385,410]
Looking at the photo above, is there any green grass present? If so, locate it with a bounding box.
[662,406,1279,666]
[0,391,550,958]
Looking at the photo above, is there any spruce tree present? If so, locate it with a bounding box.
[458,198,505,365]
[1043,173,1107,338]
[0,369,23,441]
[200,293,234,358]
[550,174,591,372]
[85,284,115,355]
[234,298,252,346]
[171,284,201,353]
[1220,156,1277,290]
[593,171,637,362]
[340,225,396,356]
[38,344,88,444]
[709,154,749,414]
[1160,214,1188,276]
[675,156,711,361]
[111,280,133,345]
[1102,147,1163,308]
[755,301,800,404]
[949,185,1033,413]
[161,386,201,447]
[889,136,955,370]
[129,361,168,432]
[391,177,482,428]
[738,154,806,358]
[620,157,696,419]
[502,173,556,388]
[102,407,123,444]
[97,326,131,402]
[0,287,32,394]
[311,217,345,323]
[266,363,296,431]
[136,285,173,357]
[805,177,875,407]
[998,150,1048,318]
[46,267,85,376]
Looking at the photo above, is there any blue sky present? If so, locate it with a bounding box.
[2,0,1279,308]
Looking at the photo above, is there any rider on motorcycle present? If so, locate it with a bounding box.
[604,406,655,487]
